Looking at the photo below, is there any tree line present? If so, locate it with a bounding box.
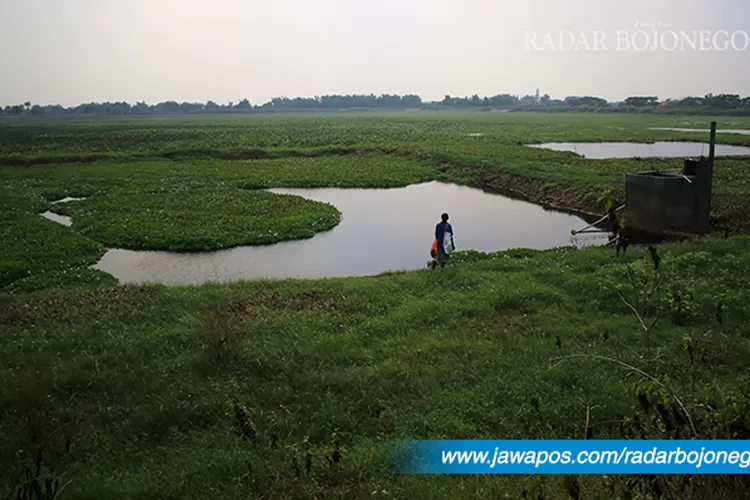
[2,93,750,117]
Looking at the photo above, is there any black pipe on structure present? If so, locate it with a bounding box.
[709,121,717,165]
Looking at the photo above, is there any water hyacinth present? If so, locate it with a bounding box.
[50,187,342,251]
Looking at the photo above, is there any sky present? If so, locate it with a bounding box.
[1,0,749,106]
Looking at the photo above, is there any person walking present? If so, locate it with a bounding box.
[431,212,455,270]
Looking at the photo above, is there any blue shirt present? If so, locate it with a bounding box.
[435,222,454,247]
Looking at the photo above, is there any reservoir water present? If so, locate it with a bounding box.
[85,182,606,284]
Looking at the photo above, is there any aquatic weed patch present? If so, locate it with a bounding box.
[56,188,342,251]
[0,212,109,293]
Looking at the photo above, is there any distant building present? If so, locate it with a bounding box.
[535,89,541,104]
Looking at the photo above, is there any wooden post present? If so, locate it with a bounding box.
[709,121,717,164]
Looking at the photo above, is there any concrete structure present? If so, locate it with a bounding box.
[625,123,716,236]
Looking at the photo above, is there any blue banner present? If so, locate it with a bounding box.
[395,440,750,474]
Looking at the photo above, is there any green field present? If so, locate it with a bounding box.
[2,112,750,498]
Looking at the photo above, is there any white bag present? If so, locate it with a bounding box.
[442,229,454,255]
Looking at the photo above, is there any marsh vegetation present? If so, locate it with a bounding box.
[2,112,750,498]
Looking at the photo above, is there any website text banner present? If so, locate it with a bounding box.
[396,440,750,474]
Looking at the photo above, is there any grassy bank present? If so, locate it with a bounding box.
[2,236,750,498]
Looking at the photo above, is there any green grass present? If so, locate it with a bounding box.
[2,238,750,498]
[2,112,749,156]
[2,112,750,498]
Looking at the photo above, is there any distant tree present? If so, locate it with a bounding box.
[624,96,659,107]
[564,96,608,107]
[488,94,519,107]
[670,96,703,107]
[155,101,180,113]
[519,95,537,106]
[76,102,101,114]
[402,94,422,108]
[111,101,132,115]
[703,93,741,109]
[235,98,252,111]
[132,101,150,114]
[15,91,750,117]
[42,104,66,116]
[177,102,203,113]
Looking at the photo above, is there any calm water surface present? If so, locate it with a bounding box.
[40,211,72,226]
[528,142,750,159]
[92,182,605,284]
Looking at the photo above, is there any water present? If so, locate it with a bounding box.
[649,127,750,136]
[53,196,87,203]
[528,142,750,159]
[40,211,72,226]
[91,182,604,285]
[39,196,85,226]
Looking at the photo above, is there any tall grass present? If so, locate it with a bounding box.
[2,237,750,497]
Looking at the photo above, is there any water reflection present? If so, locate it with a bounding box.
[93,182,601,284]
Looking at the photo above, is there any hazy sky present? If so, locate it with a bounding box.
[2,0,749,106]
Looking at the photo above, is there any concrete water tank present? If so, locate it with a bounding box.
[625,123,715,237]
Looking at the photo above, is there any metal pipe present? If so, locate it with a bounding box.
[571,204,626,235]
[573,229,611,234]
[709,121,717,163]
